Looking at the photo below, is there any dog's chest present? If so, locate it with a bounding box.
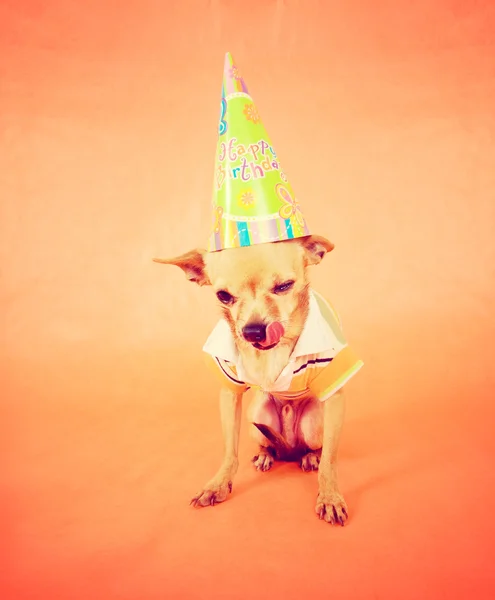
[239,360,293,392]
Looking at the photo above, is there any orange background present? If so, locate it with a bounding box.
[1,1,495,598]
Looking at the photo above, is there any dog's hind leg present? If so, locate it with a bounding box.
[247,391,280,471]
[298,397,324,472]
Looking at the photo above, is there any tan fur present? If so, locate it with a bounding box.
[154,235,349,525]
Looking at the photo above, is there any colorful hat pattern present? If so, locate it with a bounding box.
[207,52,311,252]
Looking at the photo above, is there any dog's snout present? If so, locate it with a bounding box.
[242,323,266,343]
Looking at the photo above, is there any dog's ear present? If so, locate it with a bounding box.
[298,235,335,266]
[153,249,211,286]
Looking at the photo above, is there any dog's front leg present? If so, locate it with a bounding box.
[191,387,243,508]
[315,389,348,525]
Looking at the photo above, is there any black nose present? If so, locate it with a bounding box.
[242,323,266,343]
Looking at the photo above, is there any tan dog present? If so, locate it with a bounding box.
[154,234,361,525]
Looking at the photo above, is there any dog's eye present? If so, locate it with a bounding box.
[273,280,295,294]
[216,290,235,305]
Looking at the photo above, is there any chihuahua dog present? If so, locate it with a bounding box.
[154,234,362,525]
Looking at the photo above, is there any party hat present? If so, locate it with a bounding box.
[207,52,311,252]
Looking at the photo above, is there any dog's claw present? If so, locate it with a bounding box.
[190,480,232,508]
[252,452,274,472]
[315,491,348,526]
[300,452,320,473]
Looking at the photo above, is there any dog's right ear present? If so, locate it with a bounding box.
[153,249,211,286]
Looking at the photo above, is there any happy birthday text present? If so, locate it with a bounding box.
[217,138,280,182]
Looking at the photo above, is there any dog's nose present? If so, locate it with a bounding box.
[242,323,267,343]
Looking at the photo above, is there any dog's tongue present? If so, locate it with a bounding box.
[259,322,285,347]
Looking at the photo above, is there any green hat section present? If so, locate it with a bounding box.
[208,52,311,252]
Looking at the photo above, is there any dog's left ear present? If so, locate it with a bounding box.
[298,235,335,266]
[153,249,211,286]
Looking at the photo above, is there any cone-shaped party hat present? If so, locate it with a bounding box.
[207,52,311,252]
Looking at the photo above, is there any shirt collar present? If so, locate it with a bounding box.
[202,318,239,363]
[203,290,337,362]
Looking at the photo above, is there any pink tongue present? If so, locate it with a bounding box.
[259,322,285,347]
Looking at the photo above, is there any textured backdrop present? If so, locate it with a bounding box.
[1,1,495,599]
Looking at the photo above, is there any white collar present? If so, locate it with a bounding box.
[202,290,337,362]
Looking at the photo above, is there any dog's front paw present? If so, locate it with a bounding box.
[315,490,348,526]
[190,478,233,508]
